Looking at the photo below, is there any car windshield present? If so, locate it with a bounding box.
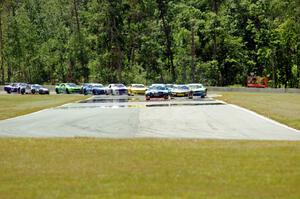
[150,86,168,90]
[114,84,125,88]
[92,84,103,88]
[151,84,165,87]
[189,84,203,89]
[132,84,144,88]
[67,83,77,87]
[32,85,42,89]
[174,85,189,90]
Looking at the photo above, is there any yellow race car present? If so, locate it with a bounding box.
[128,84,147,95]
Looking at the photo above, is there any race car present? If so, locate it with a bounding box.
[20,84,49,95]
[171,84,193,98]
[188,83,207,98]
[4,83,27,94]
[55,83,81,94]
[106,84,128,95]
[81,83,107,95]
[128,84,147,95]
[145,84,170,100]
[37,85,50,94]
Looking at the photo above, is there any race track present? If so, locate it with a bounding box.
[0,95,299,140]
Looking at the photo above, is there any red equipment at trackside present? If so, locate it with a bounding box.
[247,75,268,88]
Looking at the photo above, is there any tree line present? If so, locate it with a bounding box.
[0,0,299,87]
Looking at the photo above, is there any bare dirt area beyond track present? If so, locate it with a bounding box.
[0,95,299,140]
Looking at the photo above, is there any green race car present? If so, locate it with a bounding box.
[55,83,81,94]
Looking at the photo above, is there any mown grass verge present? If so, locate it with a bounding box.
[0,139,300,199]
[0,94,88,120]
[216,92,300,130]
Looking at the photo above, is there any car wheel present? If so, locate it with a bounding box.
[55,88,59,94]
[66,89,70,94]
[201,96,205,98]
[31,89,36,94]
[21,88,25,95]
[7,90,11,94]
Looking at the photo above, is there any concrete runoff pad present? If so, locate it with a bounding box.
[0,97,299,140]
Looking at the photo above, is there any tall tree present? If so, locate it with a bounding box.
[0,2,4,84]
[156,0,176,82]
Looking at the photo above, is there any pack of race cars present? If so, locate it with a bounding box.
[4,83,50,95]
[3,82,207,99]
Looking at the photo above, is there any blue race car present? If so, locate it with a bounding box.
[145,84,170,100]
[81,83,107,95]
[188,83,207,98]
[4,83,27,94]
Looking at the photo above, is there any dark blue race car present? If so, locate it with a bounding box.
[145,84,170,100]
[4,83,27,94]
[81,83,107,95]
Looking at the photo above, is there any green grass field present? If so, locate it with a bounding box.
[0,92,300,198]
[217,92,300,130]
[0,94,88,120]
[0,139,300,199]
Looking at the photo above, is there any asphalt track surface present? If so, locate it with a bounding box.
[0,95,300,140]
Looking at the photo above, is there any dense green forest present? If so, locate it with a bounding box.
[0,0,299,87]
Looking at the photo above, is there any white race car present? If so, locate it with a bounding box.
[106,84,128,95]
